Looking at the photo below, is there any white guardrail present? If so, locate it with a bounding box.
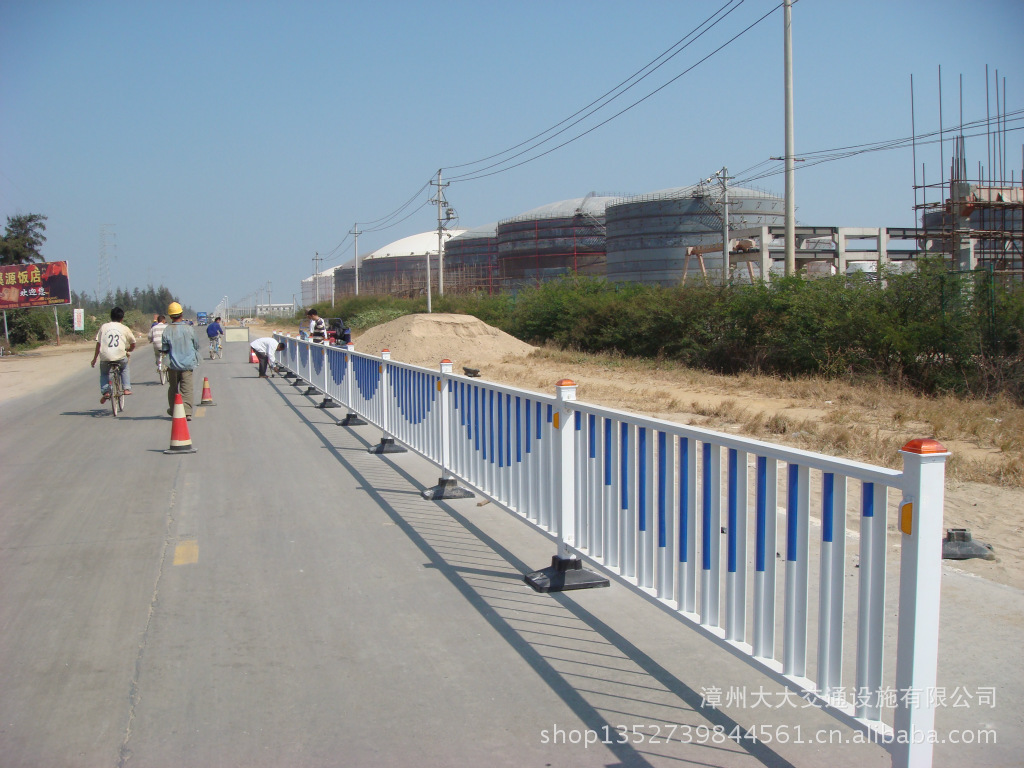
[275,334,947,768]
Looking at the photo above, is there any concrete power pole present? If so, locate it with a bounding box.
[431,169,450,298]
[350,223,361,296]
[312,252,322,305]
[783,0,796,276]
[720,167,731,285]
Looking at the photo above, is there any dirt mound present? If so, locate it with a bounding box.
[352,313,535,370]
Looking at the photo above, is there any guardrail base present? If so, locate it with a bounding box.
[524,556,610,593]
[339,412,367,426]
[368,437,407,455]
[317,397,340,409]
[291,378,304,388]
[303,387,318,395]
[422,476,474,500]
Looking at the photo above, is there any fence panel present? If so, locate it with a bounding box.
[273,333,947,768]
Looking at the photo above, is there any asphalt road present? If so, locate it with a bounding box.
[0,337,1019,768]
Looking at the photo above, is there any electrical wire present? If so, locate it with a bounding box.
[447,2,784,184]
[443,0,745,174]
[733,111,1024,186]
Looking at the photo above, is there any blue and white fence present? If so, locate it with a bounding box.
[275,334,947,768]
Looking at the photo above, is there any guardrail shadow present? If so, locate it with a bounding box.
[270,380,797,768]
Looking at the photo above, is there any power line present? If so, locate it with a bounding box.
[447,2,784,184]
[443,0,745,175]
[732,111,1024,186]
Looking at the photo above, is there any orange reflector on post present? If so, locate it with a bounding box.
[899,500,914,535]
[901,438,948,454]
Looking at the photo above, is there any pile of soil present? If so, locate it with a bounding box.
[353,313,535,371]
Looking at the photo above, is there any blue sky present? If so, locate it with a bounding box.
[2,0,1021,313]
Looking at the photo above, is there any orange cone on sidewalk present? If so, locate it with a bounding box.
[164,394,197,454]
[250,349,258,363]
[200,377,215,406]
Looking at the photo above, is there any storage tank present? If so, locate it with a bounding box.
[356,230,465,297]
[497,193,621,290]
[605,185,784,284]
[443,223,499,294]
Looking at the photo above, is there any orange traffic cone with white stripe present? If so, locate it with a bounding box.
[250,348,258,363]
[164,394,197,454]
[200,377,215,405]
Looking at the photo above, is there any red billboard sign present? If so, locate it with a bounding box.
[0,261,71,309]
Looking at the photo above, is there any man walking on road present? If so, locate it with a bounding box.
[250,337,285,378]
[161,302,199,419]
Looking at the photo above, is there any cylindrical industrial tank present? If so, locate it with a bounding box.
[354,231,464,297]
[334,265,355,297]
[497,193,620,290]
[443,223,499,294]
[605,185,784,285]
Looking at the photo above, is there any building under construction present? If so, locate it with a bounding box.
[916,135,1023,274]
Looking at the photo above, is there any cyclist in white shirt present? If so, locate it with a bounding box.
[91,306,136,403]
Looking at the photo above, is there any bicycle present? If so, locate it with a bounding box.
[155,351,167,384]
[107,359,127,417]
[209,335,223,360]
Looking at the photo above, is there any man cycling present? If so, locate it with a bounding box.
[91,306,136,403]
[206,316,224,357]
[148,314,168,375]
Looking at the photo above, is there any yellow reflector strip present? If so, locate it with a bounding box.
[173,540,199,565]
[899,502,913,535]
[553,413,560,429]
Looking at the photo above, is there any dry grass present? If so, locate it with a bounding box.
[500,347,1024,489]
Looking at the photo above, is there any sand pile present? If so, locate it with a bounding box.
[352,313,535,370]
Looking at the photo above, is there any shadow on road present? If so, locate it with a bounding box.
[268,380,797,768]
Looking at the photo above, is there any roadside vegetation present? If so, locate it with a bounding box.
[323,261,1024,404]
[311,264,1023,486]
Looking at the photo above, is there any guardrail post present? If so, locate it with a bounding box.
[317,345,339,408]
[369,349,406,455]
[292,340,307,387]
[279,334,296,379]
[301,341,319,395]
[340,342,366,426]
[892,438,949,768]
[423,359,473,500]
[524,379,609,593]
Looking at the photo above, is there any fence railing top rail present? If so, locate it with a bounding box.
[280,334,907,489]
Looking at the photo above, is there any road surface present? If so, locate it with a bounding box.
[0,336,1018,767]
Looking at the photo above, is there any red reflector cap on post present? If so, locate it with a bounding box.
[901,438,948,454]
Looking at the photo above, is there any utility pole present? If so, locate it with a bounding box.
[350,223,361,296]
[783,0,796,276]
[430,169,450,298]
[718,167,731,285]
[267,281,272,311]
[312,252,322,305]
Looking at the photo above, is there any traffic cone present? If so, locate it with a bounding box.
[250,348,258,363]
[164,394,197,454]
[200,377,215,406]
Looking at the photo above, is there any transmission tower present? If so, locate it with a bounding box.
[97,225,117,301]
